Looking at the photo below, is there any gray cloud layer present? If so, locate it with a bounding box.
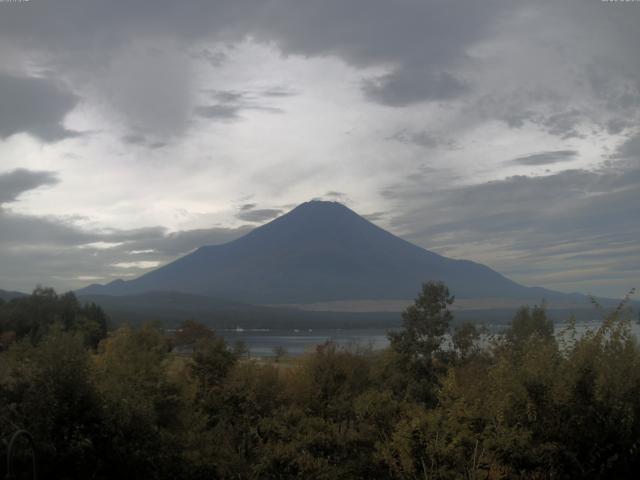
[510,150,578,166]
[195,88,286,121]
[385,152,640,294]
[0,168,253,291]
[2,1,638,139]
[236,207,283,223]
[0,74,79,141]
[363,69,467,107]
[0,169,59,204]
[0,0,514,140]
[0,1,639,296]
[0,207,252,292]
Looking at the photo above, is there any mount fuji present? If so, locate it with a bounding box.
[78,201,569,306]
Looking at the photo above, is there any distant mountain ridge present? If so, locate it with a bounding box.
[77,201,586,305]
[0,289,27,301]
[77,290,401,329]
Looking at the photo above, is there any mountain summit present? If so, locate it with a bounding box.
[79,201,553,303]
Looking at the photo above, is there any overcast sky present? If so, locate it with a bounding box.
[0,0,638,297]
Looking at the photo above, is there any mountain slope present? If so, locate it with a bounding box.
[78,201,569,304]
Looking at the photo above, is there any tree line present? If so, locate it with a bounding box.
[0,283,638,479]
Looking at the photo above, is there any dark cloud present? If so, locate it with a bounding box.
[0,211,93,247]
[255,0,507,105]
[209,90,247,103]
[2,1,259,50]
[0,0,511,109]
[389,129,459,149]
[2,0,637,120]
[206,87,296,103]
[2,0,640,121]
[122,133,167,149]
[0,169,59,204]
[0,1,503,64]
[195,104,241,121]
[0,74,79,141]
[615,132,640,159]
[261,86,297,97]
[474,92,541,129]
[363,69,467,106]
[192,48,228,67]
[236,208,282,223]
[473,92,590,139]
[585,62,640,130]
[240,203,257,211]
[606,118,630,135]
[537,109,585,139]
[122,133,147,145]
[509,150,578,166]
[195,89,284,121]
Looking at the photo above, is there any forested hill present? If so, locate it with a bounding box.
[0,289,26,301]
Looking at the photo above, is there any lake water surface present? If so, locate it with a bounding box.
[219,320,640,357]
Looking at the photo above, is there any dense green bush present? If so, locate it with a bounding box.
[0,287,108,348]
